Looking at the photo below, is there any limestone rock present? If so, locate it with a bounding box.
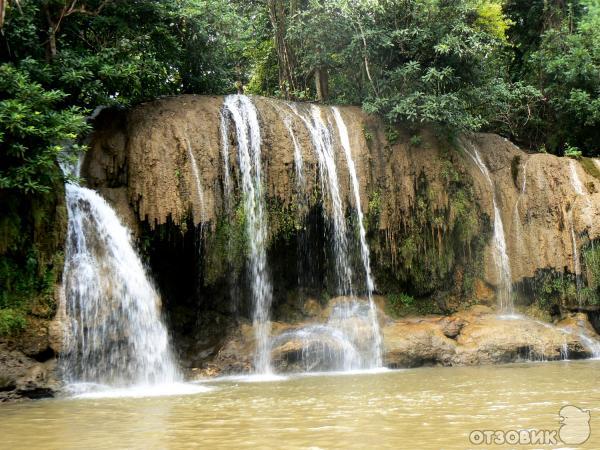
[381,307,596,368]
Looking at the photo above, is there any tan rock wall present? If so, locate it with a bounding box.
[85,95,600,291]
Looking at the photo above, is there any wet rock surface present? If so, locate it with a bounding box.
[193,306,599,377]
[0,344,58,403]
[382,307,595,367]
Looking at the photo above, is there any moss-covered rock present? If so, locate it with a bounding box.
[0,176,66,338]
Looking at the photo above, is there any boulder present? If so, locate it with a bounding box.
[381,307,596,368]
[0,344,57,402]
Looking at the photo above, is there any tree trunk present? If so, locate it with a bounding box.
[43,4,58,60]
[315,67,329,102]
[0,0,6,30]
[268,0,297,99]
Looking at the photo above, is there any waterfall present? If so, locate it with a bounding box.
[304,105,360,369]
[272,325,361,372]
[569,160,585,195]
[61,179,179,386]
[463,142,513,312]
[280,108,314,293]
[283,115,305,189]
[308,105,354,294]
[578,330,600,359]
[332,107,383,367]
[220,106,233,205]
[567,160,588,303]
[220,95,273,374]
[512,159,528,259]
[185,137,206,223]
[282,104,381,370]
[569,208,584,303]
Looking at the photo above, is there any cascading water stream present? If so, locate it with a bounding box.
[463,142,513,312]
[284,104,382,370]
[569,160,585,196]
[185,137,206,223]
[307,105,354,295]
[278,106,315,293]
[577,331,600,359]
[512,159,528,258]
[61,162,179,386]
[221,95,273,374]
[304,105,361,369]
[282,113,306,189]
[332,107,383,368]
[569,208,583,303]
[567,160,589,303]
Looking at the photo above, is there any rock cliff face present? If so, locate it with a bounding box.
[83,95,600,371]
[87,96,600,292]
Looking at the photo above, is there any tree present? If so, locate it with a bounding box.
[499,0,599,155]
[268,0,300,99]
[0,64,87,193]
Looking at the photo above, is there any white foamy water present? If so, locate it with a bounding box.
[62,183,179,386]
[332,107,383,368]
[221,95,273,374]
[569,159,585,195]
[68,382,211,399]
[280,104,381,370]
[578,331,600,359]
[283,115,305,188]
[308,105,354,294]
[463,142,513,312]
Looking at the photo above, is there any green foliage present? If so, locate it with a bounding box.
[245,39,280,96]
[256,0,598,155]
[371,144,490,299]
[386,292,440,317]
[410,134,422,147]
[203,202,247,286]
[386,292,414,317]
[0,64,89,193]
[385,126,399,145]
[0,193,63,335]
[0,0,252,195]
[531,270,578,309]
[528,242,600,310]
[474,1,512,42]
[564,144,583,159]
[0,308,26,336]
[267,197,302,243]
[582,242,600,304]
[506,0,600,155]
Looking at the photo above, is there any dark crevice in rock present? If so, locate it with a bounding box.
[588,311,600,334]
[31,347,55,363]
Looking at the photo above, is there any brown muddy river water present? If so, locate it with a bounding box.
[1,361,599,449]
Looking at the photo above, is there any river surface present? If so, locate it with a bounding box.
[1,361,599,449]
